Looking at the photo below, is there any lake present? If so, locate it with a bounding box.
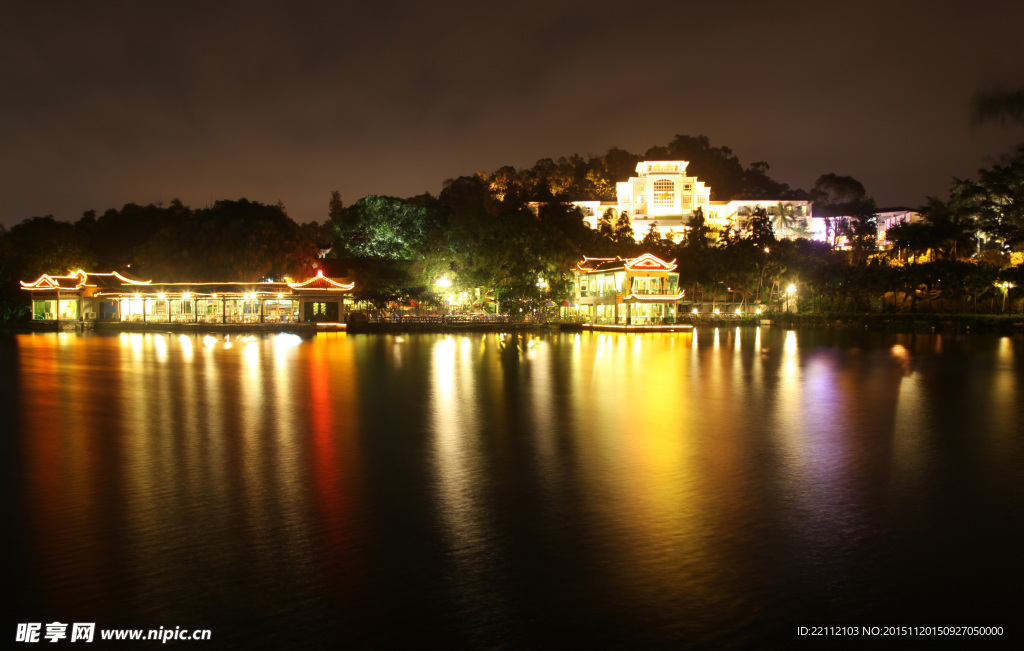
[3,329,1022,648]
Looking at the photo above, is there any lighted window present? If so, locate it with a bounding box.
[652,179,674,209]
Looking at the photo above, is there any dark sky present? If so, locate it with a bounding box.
[2,0,1023,228]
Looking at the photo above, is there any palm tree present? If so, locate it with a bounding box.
[771,202,797,237]
[921,196,977,260]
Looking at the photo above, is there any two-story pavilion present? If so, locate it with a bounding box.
[20,269,354,329]
[574,253,684,325]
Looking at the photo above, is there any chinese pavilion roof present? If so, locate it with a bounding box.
[286,269,354,291]
[576,253,677,274]
[20,270,151,291]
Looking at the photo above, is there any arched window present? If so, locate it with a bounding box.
[652,179,675,210]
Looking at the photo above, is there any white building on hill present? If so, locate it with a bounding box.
[567,160,811,243]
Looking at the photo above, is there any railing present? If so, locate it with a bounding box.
[369,315,512,324]
[630,288,677,296]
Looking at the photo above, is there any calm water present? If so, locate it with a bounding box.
[3,329,1023,648]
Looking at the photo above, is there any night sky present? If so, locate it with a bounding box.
[3,0,1023,229]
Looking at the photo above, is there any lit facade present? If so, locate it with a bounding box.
[568,161,811,242]
[21,269,354,327]
[615,161,711,242]
[875,208,922,248]
[574,253,684,325]
[707,199,812,239]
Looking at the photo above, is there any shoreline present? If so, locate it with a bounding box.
[2,313,1023,336]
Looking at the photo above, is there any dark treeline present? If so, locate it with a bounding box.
[2,134,1023,321]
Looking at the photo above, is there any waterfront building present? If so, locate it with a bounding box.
[20,269,354,329]
[574,253,684,325]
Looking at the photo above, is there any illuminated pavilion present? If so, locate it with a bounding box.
[574,253,685,325]
[20,269,354,329]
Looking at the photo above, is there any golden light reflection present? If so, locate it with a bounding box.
[430,335,490,572]
[154,334,167,362]
[567,331,725,606]
[988,336,1019,452]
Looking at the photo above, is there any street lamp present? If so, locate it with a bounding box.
[786,283,796,313]
[998,281,1015,313]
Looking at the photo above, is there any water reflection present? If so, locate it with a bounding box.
[9,329,1024,647]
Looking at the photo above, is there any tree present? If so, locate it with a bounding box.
[771,201,800,238]
[809,173,871,249]
[612,212,636,249]
[328,191,344,222]
[684,207,712,250]
[332,195,442,261]
[919,196,977,260]
[952,146,1024,251]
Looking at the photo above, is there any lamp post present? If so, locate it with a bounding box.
[436,276,452,316]
[786,283,796,313]
[998,281,1014,313]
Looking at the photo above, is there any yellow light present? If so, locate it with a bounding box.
[691,308,698,314]
[787,284,797,294]
[157,293,166,299]
[714,308,720,314]
[735,308,741,314]
[436,276,452,289]
[182,292,191,299]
